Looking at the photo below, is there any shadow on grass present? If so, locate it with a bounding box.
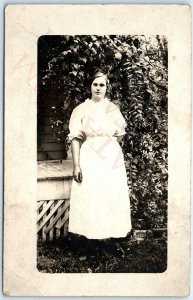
[37,234,167,273]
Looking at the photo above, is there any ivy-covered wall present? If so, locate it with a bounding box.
[38,35,168,229]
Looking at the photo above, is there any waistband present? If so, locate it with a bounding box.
[85,136,117,141]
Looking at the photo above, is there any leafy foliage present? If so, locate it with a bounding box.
[38,35,168,229]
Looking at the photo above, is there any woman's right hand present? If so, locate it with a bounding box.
[73,165,83,183]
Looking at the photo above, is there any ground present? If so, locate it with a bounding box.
[37,234,167,273]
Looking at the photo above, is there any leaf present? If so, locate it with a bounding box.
[72,71,77,76]
[115,52,122,60]
[79,256,87,261]
[80,57,87,63]
[91,35,97,41]
[73,64,79,69]
[94,41,100,47]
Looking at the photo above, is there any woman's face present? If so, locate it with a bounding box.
[91,76,107,101]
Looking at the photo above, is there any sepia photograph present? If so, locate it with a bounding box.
[4,4,191,296]
[37,35,168,273]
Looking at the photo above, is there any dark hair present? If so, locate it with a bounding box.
[89,69,111,97]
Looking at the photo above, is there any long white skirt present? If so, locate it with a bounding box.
[68,136,132,239]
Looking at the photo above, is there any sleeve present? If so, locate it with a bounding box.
[113,106,127,136]
[68,104,85,142]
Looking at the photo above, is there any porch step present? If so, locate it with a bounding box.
[37,159,73,201]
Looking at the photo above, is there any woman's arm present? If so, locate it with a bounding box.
[71,138,83,183]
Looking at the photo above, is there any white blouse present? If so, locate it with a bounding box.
[68,98,127,142]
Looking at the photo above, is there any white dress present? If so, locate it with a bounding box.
[68,98,132,239]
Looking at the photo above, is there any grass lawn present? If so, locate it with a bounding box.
[37,233,167,273]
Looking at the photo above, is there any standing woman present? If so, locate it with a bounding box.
[68,71,132,248]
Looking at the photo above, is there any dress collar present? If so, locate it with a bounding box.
[85,97,109,104]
